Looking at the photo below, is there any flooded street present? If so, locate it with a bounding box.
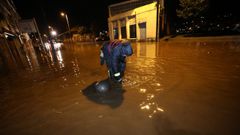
[1,39,240,135]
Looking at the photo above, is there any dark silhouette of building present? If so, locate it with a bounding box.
[0,0,27,70]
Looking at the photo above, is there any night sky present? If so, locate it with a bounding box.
[12,0,127,34]
[209,0,239,15]
[12,0,239,35]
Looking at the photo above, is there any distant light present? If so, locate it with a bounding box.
[51,30,57,36]
[60,12,65,17]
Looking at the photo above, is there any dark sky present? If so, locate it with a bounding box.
[209,0,239,15]
[12,0,239,34]
[13,0,127,34]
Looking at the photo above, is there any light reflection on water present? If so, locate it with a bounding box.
[71,59,81,78]
[139,91,165,118]
[1,40,240,134]
[56,50,64,69]
[125,40,240,120]
[122,42,168,118]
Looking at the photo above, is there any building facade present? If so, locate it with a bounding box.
[0,0,31,70]
[108,0,164,41]
[0,0,20,35]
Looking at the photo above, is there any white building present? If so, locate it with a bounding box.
[108,0,164,41]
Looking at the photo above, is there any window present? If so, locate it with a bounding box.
[121,26,126,38]
[130,24,136,38]
[114,28,118,39]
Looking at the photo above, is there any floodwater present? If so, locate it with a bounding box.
[0,39,240,135]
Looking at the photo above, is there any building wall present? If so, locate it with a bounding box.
[108,2,157,41]
[0,0,20,34]
[0,0,26,69]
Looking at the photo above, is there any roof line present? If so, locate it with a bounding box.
[108,0,139,8]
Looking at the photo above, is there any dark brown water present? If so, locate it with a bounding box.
[1,39,240,135]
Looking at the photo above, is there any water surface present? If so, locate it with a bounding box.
[0,40,240,135]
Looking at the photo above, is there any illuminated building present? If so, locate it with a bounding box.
[108,0,165,41]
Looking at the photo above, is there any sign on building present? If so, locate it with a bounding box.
[18,18,44,46]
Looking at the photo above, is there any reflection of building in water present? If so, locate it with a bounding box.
[21,33,40,71]
[136,43,156,58]
[128,43,166,118]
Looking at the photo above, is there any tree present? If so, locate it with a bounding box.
[177,0,208,19]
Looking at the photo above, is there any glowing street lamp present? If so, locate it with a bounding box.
[60,12,71,36]
[50,30,57,37]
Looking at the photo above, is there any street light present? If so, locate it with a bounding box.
[50,30,57,37]
[60,12,71,38]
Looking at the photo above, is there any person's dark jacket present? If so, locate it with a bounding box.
[100,40,133,82]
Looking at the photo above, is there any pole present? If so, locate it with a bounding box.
[156,0,160,41]
[159,0,165,38]
[65,14,70,33]
[65,14,71,41]
[33,18,45,51]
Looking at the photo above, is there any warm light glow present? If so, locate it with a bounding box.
[139,88,146,93]
[50,30,57,36]
[56,50,64,68]
[141,105,150,110]
[60,12,65,17]
[54,42,63,49]
[157,107,164,112]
